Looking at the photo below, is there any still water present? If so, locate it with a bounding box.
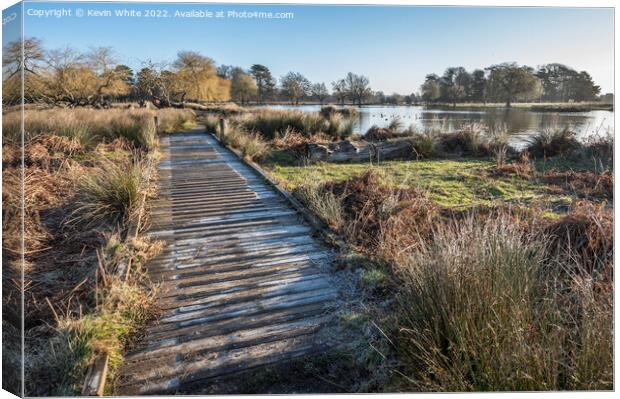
[260,104,614,147]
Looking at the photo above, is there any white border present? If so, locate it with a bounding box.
[0,2,616,399]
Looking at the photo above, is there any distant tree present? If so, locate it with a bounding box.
[486,63,542,107]
[386,93,403,105]
[421,75,441,103]
[447,85,466,107]
[41,46,94,106]
[537,64,600,102]
[569,71,601,101]
[249,64,276,103]
[2,37,44,78]
[470,69,487,103]
[311,82,329,104]
[85,47,132,104]
[343,72,372,106]
[374,90,386,104]
[135,63,173,107]
[172,50,230,103]
[331,79,348,105]
[281,72,310,105]
[114,65,134,85]
[231,70,257,105]
[217,64,234,80]
[438,67,470,103]
[2,37,45,104]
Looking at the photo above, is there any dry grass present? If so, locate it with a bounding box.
[68,156,147,229]
[2,108,195,150]
[221,125,269,161]
[285,165,613,392]
[25,235,162,396]
[1,106,178,395]
[527,127,581,159]
[392,214,612,391]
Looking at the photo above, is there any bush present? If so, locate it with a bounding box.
[526,127,581,158]
[543,201,613,274]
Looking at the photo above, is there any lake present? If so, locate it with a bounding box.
[258,104,614,148]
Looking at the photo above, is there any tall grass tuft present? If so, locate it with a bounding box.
[293,181,343,230]
[393,215,613,391]
[527,127,581,158]
[411,131,438,159]
[388,116,404,132]
[69,157,145,228]
[222,125,268,161]
[230,109,335,139]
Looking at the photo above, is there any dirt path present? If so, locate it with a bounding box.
[115,128,342,394]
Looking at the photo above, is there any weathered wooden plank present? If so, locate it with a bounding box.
[117,129,339,394]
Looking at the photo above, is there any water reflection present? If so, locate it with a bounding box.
[259,104,614,147]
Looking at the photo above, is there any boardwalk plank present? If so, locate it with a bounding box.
[116,129,339,394]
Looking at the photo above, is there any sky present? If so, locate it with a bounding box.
[6,1,616,94]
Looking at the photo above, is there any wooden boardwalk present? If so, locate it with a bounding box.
[116,129,340,394]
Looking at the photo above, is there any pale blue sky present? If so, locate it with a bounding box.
[11,1,616,93]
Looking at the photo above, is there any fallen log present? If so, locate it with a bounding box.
[307,138,415,162]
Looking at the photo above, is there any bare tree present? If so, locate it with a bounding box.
[311,82,329,104]
[343,72,371,106]
[280,72,310,105]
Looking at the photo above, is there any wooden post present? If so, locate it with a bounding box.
[219,117,226,142]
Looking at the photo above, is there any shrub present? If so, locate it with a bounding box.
[240,132,269,161]
[325,113,343,139]
[237,109,307,139]
[155,108,196,133]
[582,131,613,171]
[526,127,581,158]
[302,112,328,136]
[487,130,510,166]
[320,105,338,119]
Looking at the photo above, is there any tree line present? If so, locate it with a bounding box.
[2,38,606,108]
[420,63,602,107]
[2,38,374,108]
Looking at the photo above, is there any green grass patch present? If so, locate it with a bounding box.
[266,158,567,208]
